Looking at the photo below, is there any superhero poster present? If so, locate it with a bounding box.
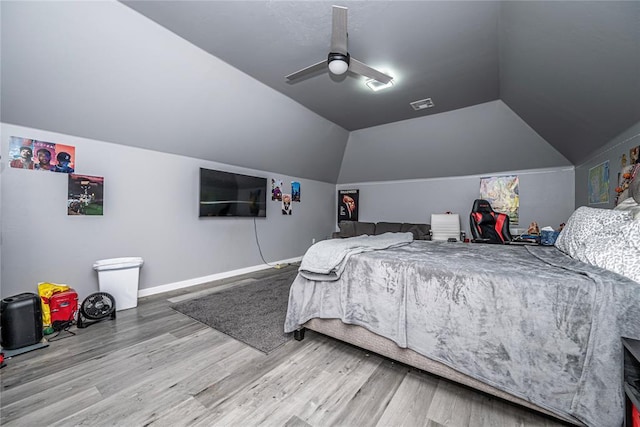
[68,174,104,216]
[9,136,76,173]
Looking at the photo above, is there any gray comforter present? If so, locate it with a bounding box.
[298,232,413,281]
[284,240,640,427]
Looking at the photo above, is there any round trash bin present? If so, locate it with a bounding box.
[93,257,144,311]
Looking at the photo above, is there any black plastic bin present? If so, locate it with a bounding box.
[1,293,43,350]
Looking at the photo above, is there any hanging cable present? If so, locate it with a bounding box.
[253,217,287,269]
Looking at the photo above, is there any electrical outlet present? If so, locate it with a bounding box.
[312,238,316,244]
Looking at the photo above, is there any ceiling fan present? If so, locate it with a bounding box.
[285,5,392,85]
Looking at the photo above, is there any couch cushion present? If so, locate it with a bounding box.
[354,222,376,236]
[337,221,357,238]
[375,222,403,234]
[401,223,431,240]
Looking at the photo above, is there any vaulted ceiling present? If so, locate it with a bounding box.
[122,1,640,165]
[2,1,639,184]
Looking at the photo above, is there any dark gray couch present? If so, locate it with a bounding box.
[332,221,431,240]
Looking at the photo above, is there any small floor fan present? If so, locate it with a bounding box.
[77,292,116,328]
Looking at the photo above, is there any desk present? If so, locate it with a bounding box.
[505,240,539,246]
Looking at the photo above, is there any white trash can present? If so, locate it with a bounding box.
[93,257,144,311]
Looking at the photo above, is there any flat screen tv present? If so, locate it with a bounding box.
[199,168,267,217]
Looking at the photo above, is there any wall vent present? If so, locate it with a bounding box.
[410,98,435,111]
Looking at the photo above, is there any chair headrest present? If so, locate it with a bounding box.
[471,199,494,213]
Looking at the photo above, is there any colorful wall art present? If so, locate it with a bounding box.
[9,136,75,173]
[479,175,520,224]
[588,161,610,205]
[291,181,301,202]
[68,174,104,216]
[338,189,359,222]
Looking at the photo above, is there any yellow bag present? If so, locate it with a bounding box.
[38,282,70,327]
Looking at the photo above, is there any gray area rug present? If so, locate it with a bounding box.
[171,267,299,353]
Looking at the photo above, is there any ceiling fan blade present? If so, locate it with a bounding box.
[330,6,348,54]
[285,60,327,82]
[349,58,393,84]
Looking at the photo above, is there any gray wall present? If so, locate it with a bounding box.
[337,167,575,237]
[1,123,336,300]
[0,1,349,184]
[336,99,575,235]
[338,100,571,183]
[0,1,600,303]
[575,120,640,208]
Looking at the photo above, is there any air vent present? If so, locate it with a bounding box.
[410,98,435,111]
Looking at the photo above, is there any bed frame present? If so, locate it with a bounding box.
[298,318,582,426]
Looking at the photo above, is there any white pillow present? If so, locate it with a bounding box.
[574,220,640,284]
[614,197,640,220]
[554,206,632,258]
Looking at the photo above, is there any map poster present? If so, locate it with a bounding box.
[479,175,520,224]
[588,161,610,205]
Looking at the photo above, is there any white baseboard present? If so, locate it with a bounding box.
[137,256,302,298]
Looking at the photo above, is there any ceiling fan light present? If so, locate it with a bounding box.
[328,60,348,75]
[327,53,350,75]
[366,78,394,92]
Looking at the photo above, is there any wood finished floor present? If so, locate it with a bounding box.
[1,265,567,427]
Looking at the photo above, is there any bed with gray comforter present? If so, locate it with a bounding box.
[284,238,640,427]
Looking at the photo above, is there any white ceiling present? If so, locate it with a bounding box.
[122,1,640,165]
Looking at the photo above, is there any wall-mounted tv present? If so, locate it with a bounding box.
[199,168,267,217]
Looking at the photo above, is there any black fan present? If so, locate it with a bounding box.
[77,292,116,328]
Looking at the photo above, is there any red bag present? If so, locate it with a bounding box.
[49,289,78,330]
[633,404,640,427]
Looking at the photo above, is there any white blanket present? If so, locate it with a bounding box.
[299,232,413,281]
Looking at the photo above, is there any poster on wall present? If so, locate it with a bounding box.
[479,175,520,224]
[588,161,610,205]
[631,145,640,165]
[615,163,639,206]
[271,179,283,201]
[282,194,292,215]
[291,181,301,202]
[9,136,75,173]
[338,189,359,222]
[68,174,104,216]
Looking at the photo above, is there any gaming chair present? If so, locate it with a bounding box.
[469,199,513,244]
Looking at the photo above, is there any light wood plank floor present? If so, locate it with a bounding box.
[1,265,568,426]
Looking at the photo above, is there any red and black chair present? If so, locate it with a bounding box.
[469,199,513,244]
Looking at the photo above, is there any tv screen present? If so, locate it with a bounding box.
[199,168,267,217]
